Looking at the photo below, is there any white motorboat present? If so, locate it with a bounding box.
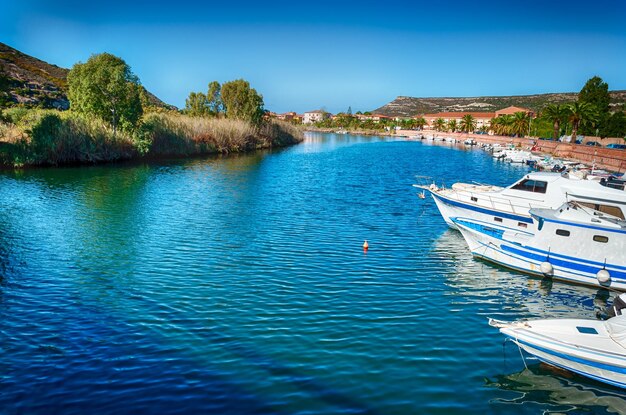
[489,312,626,389]
[414,172,626,231]
[453,201,626,290]
[505,150,533,164]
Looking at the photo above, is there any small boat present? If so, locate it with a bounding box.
[489,308,626,389]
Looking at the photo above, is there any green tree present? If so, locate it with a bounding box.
[511,111,531,137]
[184,91,209,116]
[490,115,514,136]
[347,106,352,115]
[460,114,476,133]
[433,118,446,131]
[541,104,569,140]
[578,76,610,135]
[207,81,223,115]
[568,102,598,140]
[447,119,458,133]
[67,53,143,133]
[414,117,426,130]
[604,109,626,139]
[220,79,264,124]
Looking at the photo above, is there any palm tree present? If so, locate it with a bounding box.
[414,116,426,130]
[489,115,513,136]
[447,119,458,133]
[460,114,476,133]
[511,111,531,137]
[568,102,598,140]
[541,104,568,140]
[434,118,446,132]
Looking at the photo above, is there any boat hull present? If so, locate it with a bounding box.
[453,217,626,290]
[427,191,534,231]
[494,318,626,389]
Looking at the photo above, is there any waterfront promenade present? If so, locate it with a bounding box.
[397,129,626,172]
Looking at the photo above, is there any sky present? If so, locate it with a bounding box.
[1,0,625,113]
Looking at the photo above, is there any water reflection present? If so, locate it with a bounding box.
[486,365,626,413]
[432,229,612,320]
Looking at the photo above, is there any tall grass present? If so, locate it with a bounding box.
[0,109,304,167]
[0,108,135,166]
[140,113,303,156]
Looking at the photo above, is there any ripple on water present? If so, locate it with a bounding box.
[0,134,622,414]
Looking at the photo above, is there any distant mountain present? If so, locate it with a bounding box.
[372,91,626,117]
[0,42,174,110]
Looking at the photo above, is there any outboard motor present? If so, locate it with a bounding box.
[608,293,626,318]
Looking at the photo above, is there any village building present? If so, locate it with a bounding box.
[303,110,331,124]
[495,106,534,117]
[354,113,392,123]
[421,112,496,129]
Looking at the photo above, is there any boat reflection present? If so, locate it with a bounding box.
[486,364,626,413]
[432,229,615,319]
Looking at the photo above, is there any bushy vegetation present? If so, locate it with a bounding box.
[0,108,303,167]
[184,79,264,125]
[0,108,136,166]
[537,76,626,140]
[138,113,301,156]
[0,51,302,168]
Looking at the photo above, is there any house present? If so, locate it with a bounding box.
[303,110,331,124]
[276,111,297,121]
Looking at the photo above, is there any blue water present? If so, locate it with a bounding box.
[1,133,624,414]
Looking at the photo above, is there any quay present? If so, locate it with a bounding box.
[396,129,626,172]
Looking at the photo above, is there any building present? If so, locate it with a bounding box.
[354,113,392,123]
[276,111,297,121]
[421,112,496,129]
[303,110,331,124]
[495,106,534,117]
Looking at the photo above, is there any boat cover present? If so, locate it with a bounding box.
[605,315,626,349]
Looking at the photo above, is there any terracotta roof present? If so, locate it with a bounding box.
[422,112,496,118]
[495,106,532,115]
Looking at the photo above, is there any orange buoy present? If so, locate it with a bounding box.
[363,240,369,251]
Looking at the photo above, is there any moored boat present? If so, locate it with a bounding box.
[489,312,626,389]
[453,201,626,290]
[414,171,626,231]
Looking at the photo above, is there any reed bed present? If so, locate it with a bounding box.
[0,109,303,167]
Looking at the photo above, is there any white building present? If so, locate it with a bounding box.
[303,110,330,124]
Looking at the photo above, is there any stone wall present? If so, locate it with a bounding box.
[396,129,626,173]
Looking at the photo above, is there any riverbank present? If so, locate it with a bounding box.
[0,109,303,168]
[395,129,626,172]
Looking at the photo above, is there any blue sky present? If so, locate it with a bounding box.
[2,0,625,113]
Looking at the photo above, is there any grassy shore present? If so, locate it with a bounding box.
[0,108,303,167]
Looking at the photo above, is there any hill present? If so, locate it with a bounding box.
[372,91,626,117]
[0,42,174,110]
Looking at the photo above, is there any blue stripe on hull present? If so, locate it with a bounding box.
[501,244,626,282]
[432,193,533,224]
[512,337,626,388]
[453,218,626,283]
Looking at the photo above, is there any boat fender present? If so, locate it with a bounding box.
[540,262,553,276]
[597,269,611,285]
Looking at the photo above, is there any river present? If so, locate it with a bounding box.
[0,132,623,414]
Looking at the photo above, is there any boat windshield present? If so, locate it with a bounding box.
[600,177,626,191]
[510,179,548,194]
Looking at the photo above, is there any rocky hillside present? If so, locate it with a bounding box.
[373,91,626,117]
[0,42,174,110]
